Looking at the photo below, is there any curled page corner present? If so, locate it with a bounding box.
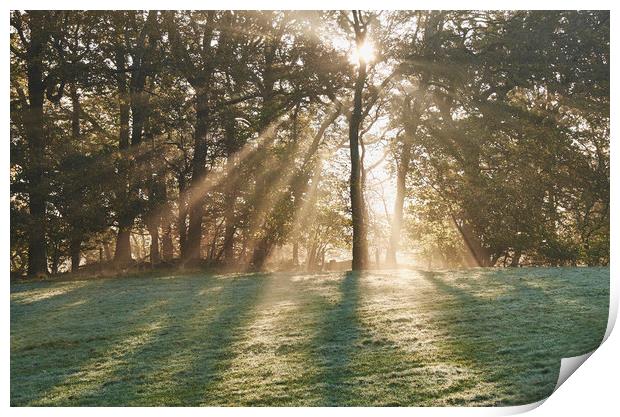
[554,351,594,392]
[495,347,604,415]
[550,274,617,396]
[491,350,596,417]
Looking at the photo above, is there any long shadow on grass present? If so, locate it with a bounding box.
[310,271,361,406]
[457,268,608,357]
[96,273,267,406]
[11,276,188,406]
[11,280,100,329]
[308,271,462,406]
[420,269,607,405]
[41,274,228,405]
[494,268,608,359]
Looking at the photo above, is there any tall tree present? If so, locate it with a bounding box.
[108,11,159,266]
[10,11,65,276]
[347,10,371,271]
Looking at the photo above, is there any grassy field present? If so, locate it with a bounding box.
[10,267,609,406]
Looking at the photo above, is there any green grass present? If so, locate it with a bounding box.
[10,267,609,406]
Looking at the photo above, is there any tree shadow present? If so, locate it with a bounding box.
[287,271,472,406]
[419,268,608,405]
[11,276,172,405]
[306,270,495,406]
[13,268,607,406]
[309,271,361,405]
[12,273,243,406]
[94,273,267,406]
[302,271,361,406]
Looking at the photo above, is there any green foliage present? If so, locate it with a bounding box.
[9,10,609,274]
[396,10,609,267]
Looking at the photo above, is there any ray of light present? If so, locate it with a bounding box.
[182,116,287,213]
[238,148,313,270]
[139,116,288,244]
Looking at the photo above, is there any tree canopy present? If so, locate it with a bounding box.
[10,10,609,277]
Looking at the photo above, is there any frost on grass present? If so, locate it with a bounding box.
[10,267,609,406]
[11,281,89,305]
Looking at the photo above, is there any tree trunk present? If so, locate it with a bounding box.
[222,113,238,265]
[510,249,522,267]
[349,45,369,271]
[68,83,83,274]
[239,233,248,264]
[249,208,272,269]
[245,45,279,268]
[114,224,132,266]
[387,106,421,266]
[185,200,204,263]
[387,91,424,267]
[184,95,210,263]
[50,255,59,275]
[103,242,112,261]
[112,41,133,265]
[130,87,147,146]
[129,10,156,147]
[452,216,491,267]
[158,181,174,262]
[148,225,160,265]
[248,148,303,270]
[111,12,156,265]
[386,150,410,267]
[292,241,299,266]
[24,13,49,277]
[222,219,236,265]
[70,82,81,139]
[115,46,130,149]
[251,239,272,271]
[176,174,188,258]
[70,237,81,273]
[161,223,174,262]
[306,241,317,271]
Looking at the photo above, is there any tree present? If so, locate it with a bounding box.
[9,10,609,276]
[346,10,372,271]
[10,11,67,276]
